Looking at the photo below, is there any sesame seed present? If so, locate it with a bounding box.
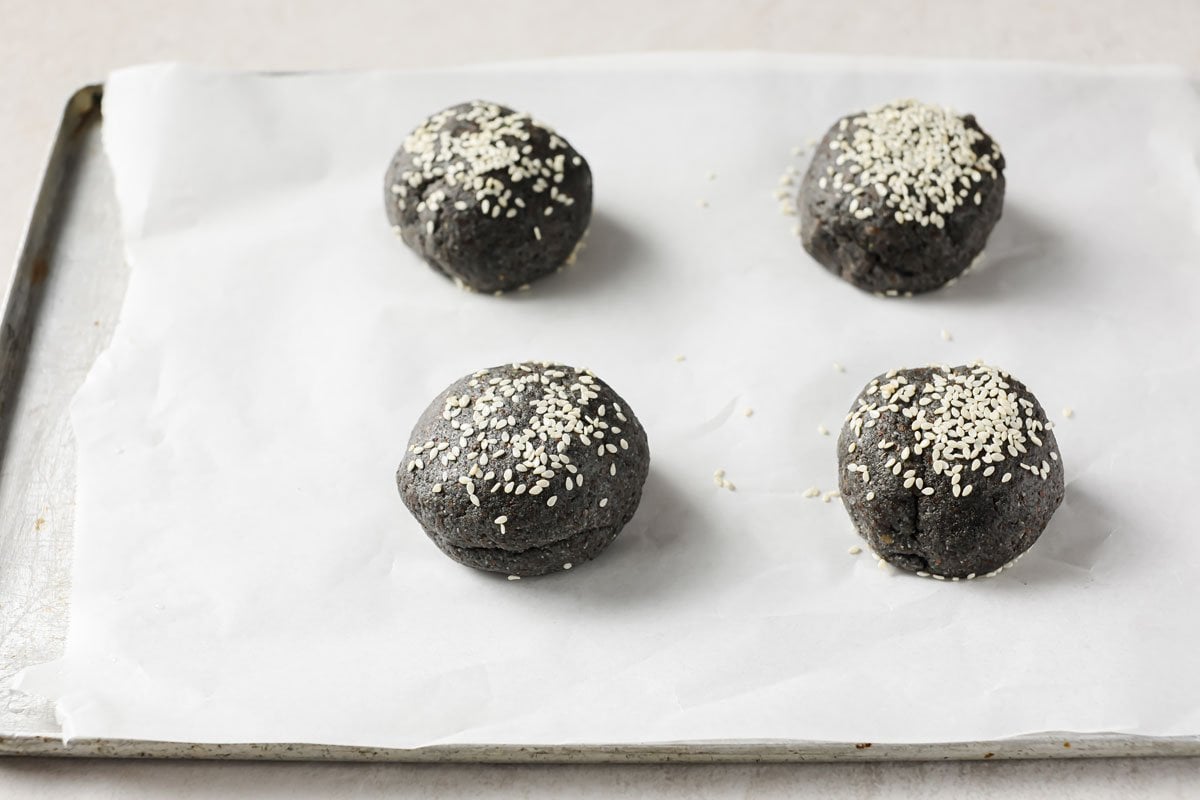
[921,487,935,496]
[1063,407,1074,419]
[865,491,875,500]
[533,226,542,241]
[494,516,508,525]
[823,490,841,503]
[817,424,830,436]
[941,329,952,342]
[802,487,821,498]
[563,562,573,570]
[833,362,846,373]
[507,575,520,581]
[599,498,608,507]
[848,546,862,555]
[1002,472,1012,483]
[744,407,754,417]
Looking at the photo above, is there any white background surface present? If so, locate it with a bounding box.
[2,0,1199,796]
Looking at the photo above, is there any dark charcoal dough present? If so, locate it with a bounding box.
[837,364,1064,579]
[799,100,1005,296]
[397,362,650,577]
[384,101,593,294]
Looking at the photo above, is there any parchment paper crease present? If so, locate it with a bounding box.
[19,54,1200,746]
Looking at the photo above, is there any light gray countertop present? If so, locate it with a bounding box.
[2,0,1198,795]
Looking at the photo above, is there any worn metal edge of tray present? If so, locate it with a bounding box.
[0,85,101,438]
[2,733,1200,762]
[2,76,1199,763]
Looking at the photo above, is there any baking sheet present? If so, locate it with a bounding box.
[15,55,1200,748]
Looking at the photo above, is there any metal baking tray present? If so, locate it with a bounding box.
[1,84,1198,762]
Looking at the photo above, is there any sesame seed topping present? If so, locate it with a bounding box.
[412,363,631,525]
[802,487,821,498]
[599,498,608,507]
[395,101,579,231]
[848,545,862,555]
[743,407,754,417]
[563,562,572,570]
[820,100,1000,228]
[845,363,1056,502]
[1063,407,1074,419]
[823,490,841,503]
[507,575,521,581]
[818,424,830,436]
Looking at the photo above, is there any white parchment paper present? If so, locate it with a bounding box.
[19,55,1200,746]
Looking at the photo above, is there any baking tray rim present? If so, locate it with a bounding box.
[2,75,1198,762]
